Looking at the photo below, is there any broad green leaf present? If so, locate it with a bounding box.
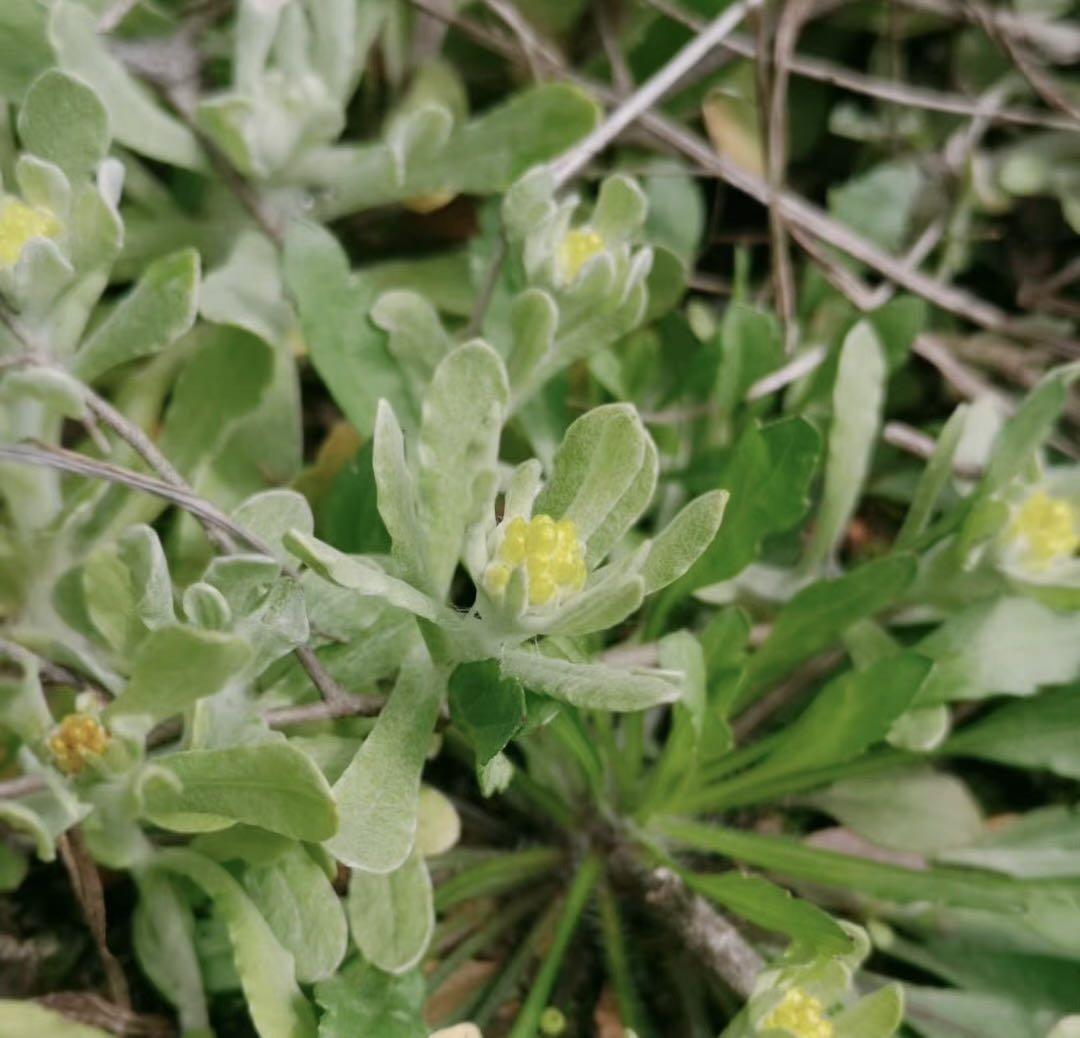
[720,653,930,804]
[18,69,107,180]
[154,848,316,1038]
[744,555,917,696]
[326,650,445,872]
[244,845,348,983]
[284,221,412,436]
[347,848,434,974]
[49,3,203,170]
[687,872,850,954]
[677,417,820,596]
[318,437,392,555]
[144,743,337,842]
[0,1002,112,1038]
[73,250,200,382]
[641,491,728,594]
[938,807,1080,879]
[448,659,527,766]
[806,768,983,855]
[284,528,441,622]
[500,649,680,711]
[945,686,1080,779]
[106,625,250,722]
[804,321,887,569]
[917,597,1080,704]
[314,961,426,1038]
[417,340,509,597]
[133,871,210,1033]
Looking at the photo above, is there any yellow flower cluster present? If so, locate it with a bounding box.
[556,226,604,284]
[1009,490,1079,567]
[483,514,586,606]
[760,988,833,1038]
[0,198,61,267]
[49,713,109,776]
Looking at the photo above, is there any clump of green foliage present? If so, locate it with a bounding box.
[1,1,1079,1037]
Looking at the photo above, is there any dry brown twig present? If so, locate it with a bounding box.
[56,829,131,1011]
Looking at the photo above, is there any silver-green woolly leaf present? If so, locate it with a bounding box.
[284,528,440,622]
[18,69,109,180]
[417,340,509,598]
[232,489,314,562]
[917,596,1080,704]
[534,403,655,561]
[500,649,680,711]
[641,490,728,594]
[373,399,427,586]
[804,320,887,569]
[243,845,348,983]
[153,848,317,1038]
[371,290,453,400]
[49,3,203,170]
[325,649,445,873]
[108,622,252,721]
[347,848,434,974]
[545,575,645,637]
[105,625,250,723]
[133,871,210,1033]
[143,744,337,842]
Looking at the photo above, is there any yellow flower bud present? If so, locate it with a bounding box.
[49,713,109,776]
[556,226,604,284]
[487,514,588,607]
[1008,490,1079,567]
[0,198,61,268]
[759,988,833,1038]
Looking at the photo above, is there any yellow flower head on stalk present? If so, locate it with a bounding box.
[49,713,109,776]
[0,197,62,268]
[556,226,604,284]
[759,988,834,1038]
[1008,490,1079,568]
[483,514,587,606]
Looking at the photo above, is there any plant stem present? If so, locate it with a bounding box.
[506,852,602,1038]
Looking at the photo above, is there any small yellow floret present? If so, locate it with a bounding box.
[485,513,587,606]
[1009,490,1079,567]
[0,198,61,267]
[556,226,604,284]
[760,988,833,1038]
[49,713,109,776]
